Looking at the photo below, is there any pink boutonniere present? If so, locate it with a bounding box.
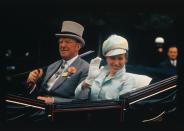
[62,66,77,77]
[67,66,77,74]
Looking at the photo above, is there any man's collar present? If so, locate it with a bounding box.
[63,55,79,66]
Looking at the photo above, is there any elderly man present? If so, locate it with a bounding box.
[27,21,89,104]
[6,21,89,123]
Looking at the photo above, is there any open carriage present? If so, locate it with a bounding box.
[4,64,177,125]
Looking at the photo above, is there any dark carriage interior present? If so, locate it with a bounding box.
[1,0,184,130]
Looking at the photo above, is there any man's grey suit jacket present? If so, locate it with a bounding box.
[37,57,89,103]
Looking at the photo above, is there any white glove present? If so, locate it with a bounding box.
[85,57,102,85]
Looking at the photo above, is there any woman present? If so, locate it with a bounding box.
[75,34,136,100]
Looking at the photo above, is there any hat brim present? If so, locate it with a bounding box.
[105,49,126,56]
[55,33,85,47]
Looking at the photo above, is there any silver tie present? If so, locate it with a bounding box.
[47,61,67,91]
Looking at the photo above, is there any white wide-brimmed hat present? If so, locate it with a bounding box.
[55,21,85,47]
[102,34,128,56]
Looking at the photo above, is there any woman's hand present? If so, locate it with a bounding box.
[81,81,91,90]
[85,57,102,85]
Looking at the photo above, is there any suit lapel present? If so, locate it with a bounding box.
[49,75,68,91]
[50,57,81,91]
[42,60,62,86]
[68,57,81,70]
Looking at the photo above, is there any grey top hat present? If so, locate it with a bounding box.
[55,21,85,47]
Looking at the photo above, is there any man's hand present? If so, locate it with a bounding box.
[37,96,54,104]
[27,69,43,87]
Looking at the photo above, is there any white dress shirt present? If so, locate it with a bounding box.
[170,60,177,67]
